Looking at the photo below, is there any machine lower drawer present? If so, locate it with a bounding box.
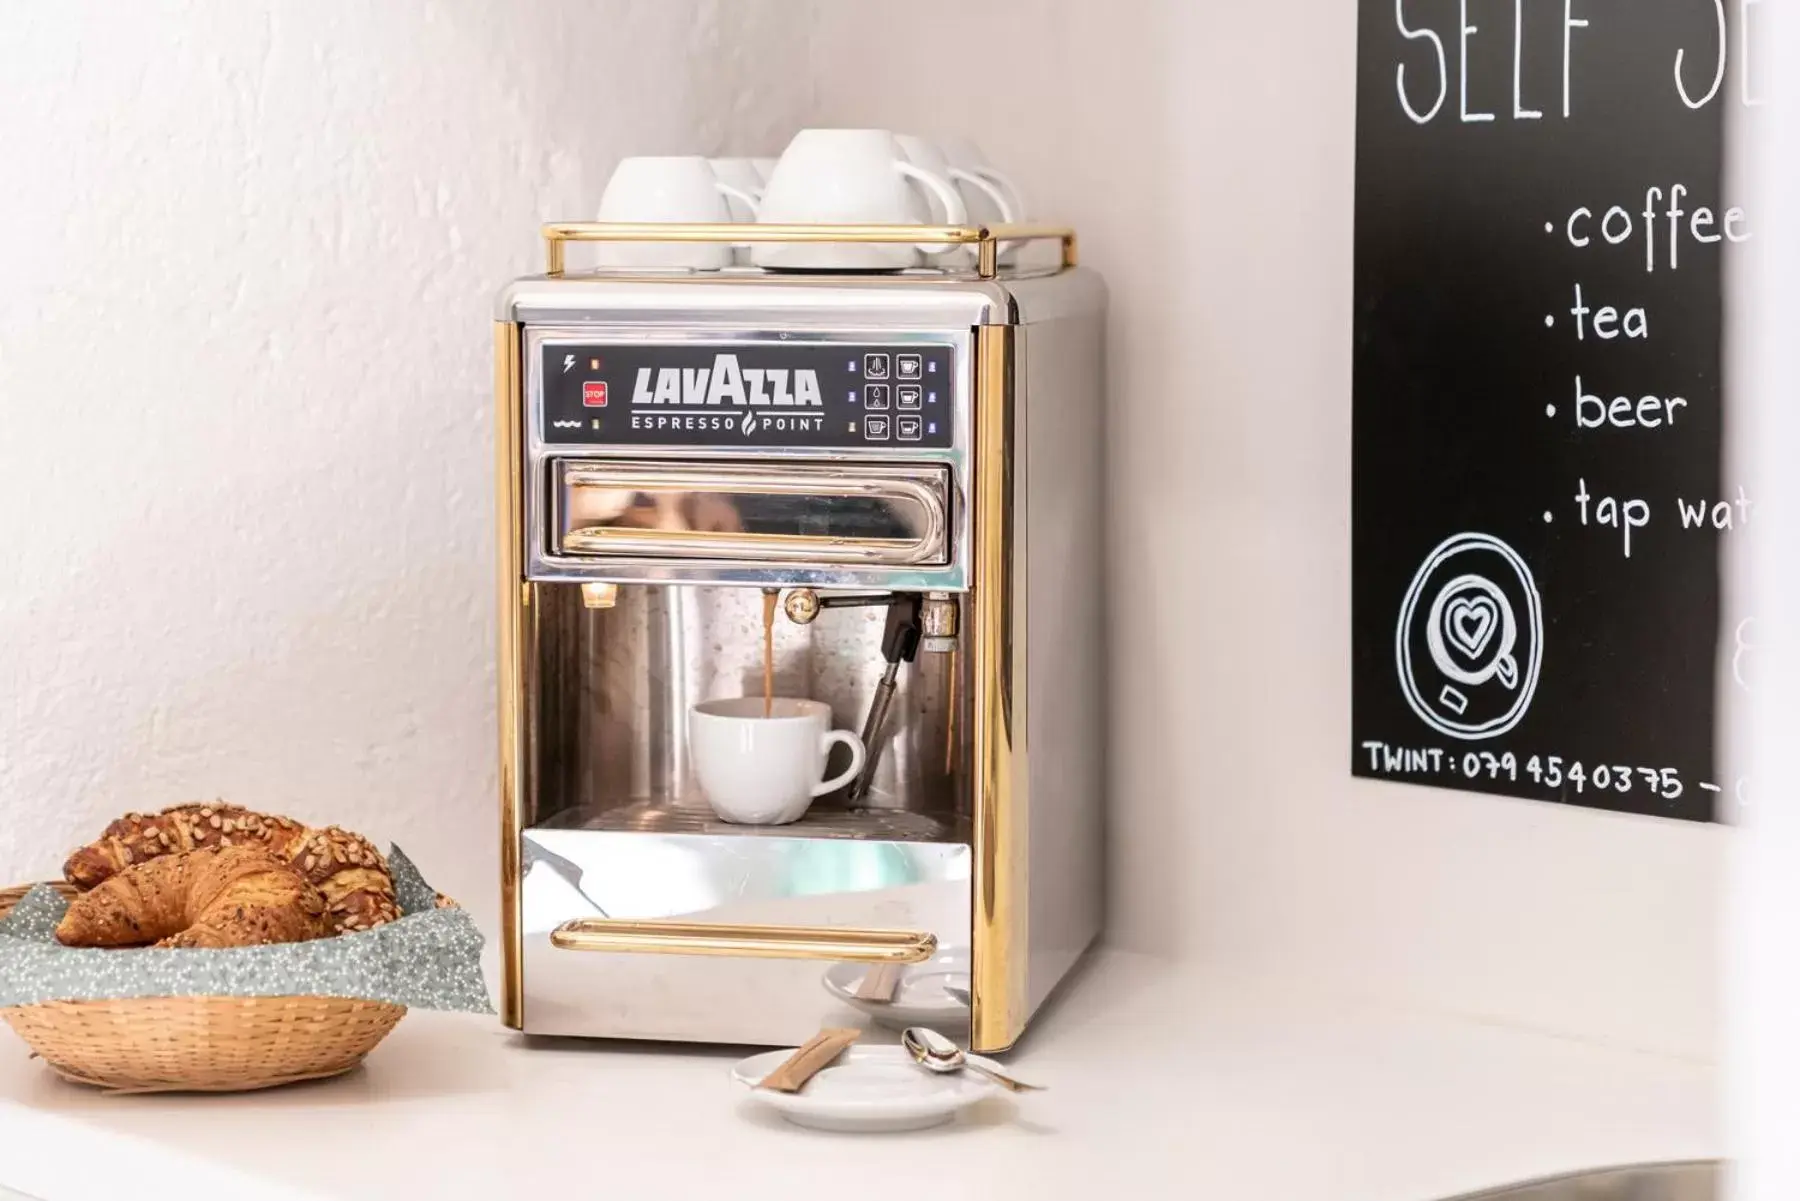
[519,826,972,1044]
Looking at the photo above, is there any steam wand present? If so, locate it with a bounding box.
[850,595,924,803]
[783,590,925,803]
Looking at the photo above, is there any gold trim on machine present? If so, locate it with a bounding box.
[540,222,1077,281]
[493,322,527,1029]
[970,323,1026,1053]
[551,920,937,963]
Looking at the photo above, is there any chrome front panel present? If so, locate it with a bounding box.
[523,324,974,591]
[528,582,968,819]
[520,828,971,1044]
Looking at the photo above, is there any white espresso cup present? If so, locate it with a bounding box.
[689,697,867,825]
[753,128,967,270]
[596,155,760,270]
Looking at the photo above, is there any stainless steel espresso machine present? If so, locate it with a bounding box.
[494,222,1104,1052]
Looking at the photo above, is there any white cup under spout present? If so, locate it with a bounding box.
[689,698,867,825]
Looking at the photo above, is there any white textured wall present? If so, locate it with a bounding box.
[807,0,1723,1058]
[0,1,815,924]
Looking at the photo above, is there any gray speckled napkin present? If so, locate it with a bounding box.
[0,847,493,1013]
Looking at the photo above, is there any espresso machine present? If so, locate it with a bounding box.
[494,221,1104,1052]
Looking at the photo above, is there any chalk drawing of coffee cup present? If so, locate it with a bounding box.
[1396,533,1543,740]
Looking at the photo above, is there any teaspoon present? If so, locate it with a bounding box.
[901,1026,1045,1093]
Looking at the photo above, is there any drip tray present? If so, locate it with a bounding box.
[540,801,966,843]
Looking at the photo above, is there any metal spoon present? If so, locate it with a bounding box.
[901,1026,1045,1093]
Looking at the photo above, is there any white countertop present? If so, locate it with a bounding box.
[0,950,1719,1201]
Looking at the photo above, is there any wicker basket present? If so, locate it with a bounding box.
[0,881,406,1093]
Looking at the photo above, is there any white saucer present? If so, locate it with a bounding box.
[822,949,971,1031]
[732,1045,997,1133]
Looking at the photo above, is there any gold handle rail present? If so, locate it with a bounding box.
[550,919,938,963]
[541,222,1077,280]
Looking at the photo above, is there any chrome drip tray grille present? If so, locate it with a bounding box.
[540,801,966,843]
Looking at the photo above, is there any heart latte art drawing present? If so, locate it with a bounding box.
[1444,595,1499,660]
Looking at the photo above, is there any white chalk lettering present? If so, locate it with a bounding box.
[1561,189,1749,266]
[1460,0,1494,122]
[1569,285,1649,340]
[1677,487,1754,530]
[1513,0,1542,119]
[1563,0,1588,117]
[1676,0,1727,109]
[1567,206,1592,246]
[1601,206,1631,245]
[1574,477,1650,558]
[1395,0,1448,123]
[1574,377,1686,429]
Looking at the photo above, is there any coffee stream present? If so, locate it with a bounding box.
[761,588,777,718]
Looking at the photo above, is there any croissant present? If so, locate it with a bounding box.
[55,847,328,949]
[63,802,400,934]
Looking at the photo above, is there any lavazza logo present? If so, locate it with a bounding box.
[629,353,824,435]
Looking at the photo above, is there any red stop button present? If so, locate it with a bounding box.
[582,381,608,408]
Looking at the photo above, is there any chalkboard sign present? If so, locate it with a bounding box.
[1352,1,1757,821]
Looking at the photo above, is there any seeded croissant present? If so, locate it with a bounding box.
[55,847,328,949]
[63,802,400,934]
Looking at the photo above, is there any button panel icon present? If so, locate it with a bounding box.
[897,354,922,380]
[897,385,922,410]
[863,353,890,380]
[864,415,891,441]
[864,384,890,410]
[582,381,609,408]
[896,415,923,441]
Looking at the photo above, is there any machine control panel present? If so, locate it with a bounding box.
[540,341,955,450]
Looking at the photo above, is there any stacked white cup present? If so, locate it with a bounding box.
[593,155,760,270]
[592,131,1029,272]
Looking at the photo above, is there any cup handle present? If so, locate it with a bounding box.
[812,730,867,797]
[714,180,762,219]
[948,167,1017,223]
[894,161,967,257]
[971,165,1025,218]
